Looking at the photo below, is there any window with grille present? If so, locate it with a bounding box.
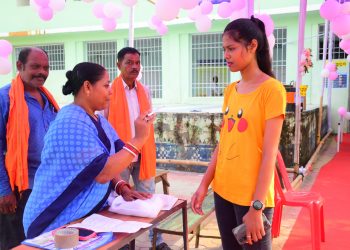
[131,37,163,99]
[191,33,230,97]
[86,41,118,80]
[15,44,65,70]
[318,24,347,60]
[272,28,287,84]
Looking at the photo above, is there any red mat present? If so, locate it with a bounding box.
[283,134,350,250]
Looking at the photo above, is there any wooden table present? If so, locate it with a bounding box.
[14,199,188,250]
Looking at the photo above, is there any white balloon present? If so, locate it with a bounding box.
[321,68,330,78]
[347,54,350,62]
[122,0,137,7]
[103,2,122,19]
[49,0,65,12]
[195,15,212,32]
[0,57,12,75]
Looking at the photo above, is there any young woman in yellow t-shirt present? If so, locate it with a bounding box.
[191,17,286,250]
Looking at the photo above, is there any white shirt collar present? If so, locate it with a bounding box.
[122,78,137,90]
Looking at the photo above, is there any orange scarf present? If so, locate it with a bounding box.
[108,76,156,180]
[5,74,59,192]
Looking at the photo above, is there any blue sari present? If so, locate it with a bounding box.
[23,104,123,238]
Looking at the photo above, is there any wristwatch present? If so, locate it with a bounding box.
[251,200,264,211]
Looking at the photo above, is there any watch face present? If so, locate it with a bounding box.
[253,200,263,210]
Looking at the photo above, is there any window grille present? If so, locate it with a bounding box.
[17,0,29,6]
[131,37,163,99]
[15,44,65,70]
[272,28,287,84]
[86,41,118,80]
[318,24,346,60]
[191,33,230,97]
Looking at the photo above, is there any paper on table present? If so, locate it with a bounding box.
[108,194,178,218]
[68,214,152,233]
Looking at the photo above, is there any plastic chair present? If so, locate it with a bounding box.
[272,151,325,250]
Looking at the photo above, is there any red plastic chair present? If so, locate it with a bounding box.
[272,151,325,250]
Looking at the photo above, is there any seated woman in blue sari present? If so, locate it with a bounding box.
[23,62,155,238]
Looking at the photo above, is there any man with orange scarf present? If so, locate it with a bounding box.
[0,47,59,249]
[107,47,169,250]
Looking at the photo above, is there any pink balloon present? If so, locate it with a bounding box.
[218,2,233,18]
[102,18,116,32]
[155,0,180,21]
[151,15,162,26]
[255,14,274,37]
[341,2,350,15]
[331,14,350,37]
[230,0,246,10]
[195,15,212,32]
[340,39,350,51]
[93,3,105,19]
[326,62,336,72]
[200,0,213,15]
[156,23,168,36]
[320,0,341,21]
[230,8,248,20]
[338,106,347,116]
[0,57,12,75]
[329,71,338,81]
[0,40,13,58]
[34,0,49,8]
[122,0,137,7]
[103,2,122,19]
[188,5,201,21]
[179,0,198,10]
[38,7,54,21]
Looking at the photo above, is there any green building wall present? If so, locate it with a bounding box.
[0,0,348,131]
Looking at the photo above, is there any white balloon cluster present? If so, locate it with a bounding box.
[0,40,13,75]
[92,2,124,32]
[321,62,338,81]
[30,0,66,21]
